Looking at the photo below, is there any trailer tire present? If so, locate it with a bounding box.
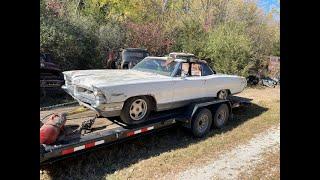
[120,96,151,125]
[213,104,229,128]
[191,108,213,138]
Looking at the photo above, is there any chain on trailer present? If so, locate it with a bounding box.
[40,105,99,136]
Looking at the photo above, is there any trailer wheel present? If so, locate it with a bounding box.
[213,104,230,128]
[191,108,213,138]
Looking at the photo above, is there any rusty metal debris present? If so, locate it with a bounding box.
[261,77,279,88]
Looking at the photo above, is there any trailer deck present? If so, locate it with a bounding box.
[40,97,250,166]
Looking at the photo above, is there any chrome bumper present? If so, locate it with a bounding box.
[62,85,124,117]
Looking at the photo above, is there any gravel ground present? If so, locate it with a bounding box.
[174,124,280,180]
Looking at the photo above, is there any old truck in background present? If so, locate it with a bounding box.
[40,53,64,96]
[105,48,149,69]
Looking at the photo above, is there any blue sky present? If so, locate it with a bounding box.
[258,0,280,13]
[257,0,280,20]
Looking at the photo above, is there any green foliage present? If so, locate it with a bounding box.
[40,0,280,75]
[204,23,253,76]
[40,0,126,70]
[172,18,207,56]
[40,11,100,70]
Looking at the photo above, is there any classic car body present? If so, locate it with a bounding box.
[62,57,246,124]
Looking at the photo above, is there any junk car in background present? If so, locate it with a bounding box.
[40,53,64,96]
[106,48,149,69]
[246,56,280,87]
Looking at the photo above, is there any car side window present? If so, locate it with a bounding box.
[175,62,213,77]
[191,63,202,76]
[181,63,190,76]
[201,63,214,76]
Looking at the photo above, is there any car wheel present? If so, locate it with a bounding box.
[217,90,229,100]
[120,96,151,125]
[213,104,230,128]
[191,108,213,138]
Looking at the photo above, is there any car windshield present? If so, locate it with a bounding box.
[132,58,179,76]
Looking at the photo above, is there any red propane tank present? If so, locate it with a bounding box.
[40,113,67,145]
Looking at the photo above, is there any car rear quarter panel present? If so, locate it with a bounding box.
[205,75,245,96]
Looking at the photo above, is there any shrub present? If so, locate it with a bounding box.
[204,23,253,76]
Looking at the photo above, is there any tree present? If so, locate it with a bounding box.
[204,22,253,76]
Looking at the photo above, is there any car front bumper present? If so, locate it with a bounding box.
[62,85,123,117]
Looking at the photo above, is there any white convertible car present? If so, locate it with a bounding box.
[62,57,247,124]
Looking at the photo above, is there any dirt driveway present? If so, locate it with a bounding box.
[173,125,279,180]
[41,86,280,180]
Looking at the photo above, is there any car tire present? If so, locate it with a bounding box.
[120,96,152,125]
[213,104,230,128]
[217,90,229,100]
[191,108,213,138]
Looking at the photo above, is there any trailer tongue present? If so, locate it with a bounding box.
[40,97,250,166]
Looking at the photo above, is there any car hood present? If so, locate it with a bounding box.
[63,69,170,89]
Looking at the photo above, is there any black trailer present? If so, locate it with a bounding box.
[40,97,250,166]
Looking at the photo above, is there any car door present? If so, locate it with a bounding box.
[172,62,206,107]
[202,74,221,97]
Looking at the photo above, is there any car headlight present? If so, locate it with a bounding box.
[93,88,107,105]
